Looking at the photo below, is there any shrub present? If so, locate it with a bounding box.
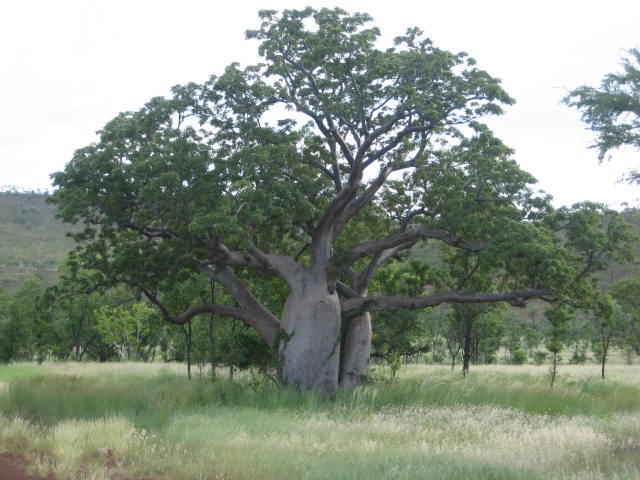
[532,351,548,365]
[511,346,527,365]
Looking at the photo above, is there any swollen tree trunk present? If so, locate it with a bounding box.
[279,283,342,397]
[339,312,372,389]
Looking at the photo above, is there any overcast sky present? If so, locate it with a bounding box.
[1,0,638,208]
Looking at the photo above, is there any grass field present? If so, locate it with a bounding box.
[0,362,639,479]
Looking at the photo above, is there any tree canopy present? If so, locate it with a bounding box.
[564,48,640,180]
[49,8,634,395]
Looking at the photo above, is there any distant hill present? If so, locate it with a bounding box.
[0,191,76,293]
[599,207,640,286]
[1,191,639,295]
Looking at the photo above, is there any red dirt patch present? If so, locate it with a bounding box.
[0,452,55,480]
[0,451,158,480]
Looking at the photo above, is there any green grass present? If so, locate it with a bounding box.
[0,363,45,381]
[0,362,639,479]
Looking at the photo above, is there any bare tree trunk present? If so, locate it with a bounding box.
[445,336,461,371]
[279,286,342,397]
[550,351,558,387]
[462,316,473,378]
[601,334,610,380]
[183,321,192,380]
[339,312,371,389]
[208,281,217,377]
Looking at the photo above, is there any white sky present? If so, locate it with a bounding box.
[1,0,638,209]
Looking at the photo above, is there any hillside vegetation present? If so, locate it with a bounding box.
[0,191,76,292]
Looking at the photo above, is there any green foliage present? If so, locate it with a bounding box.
[564,48,640,169]
[39,8,640,392]
[510,345,527,365]
[610,276,640,356]
[370,259,433,359]
[532,351,548,365]
[95,302,160,361]
[0,278,53,363]
[544,302,575,386]
[544,303,574,354]
[216,322,274,371]
[46,7,545,318]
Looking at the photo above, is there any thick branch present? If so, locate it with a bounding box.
[142,284,279,346]
[143,287,247,325]
[337,165,396,231]
[247,242,305,287]
[336,281,357,299]
[202,239,259,268]
[282,55,356,166]
[342,225,486,268]
[310,182,360,274]
[337,133,429,233]
[351,244,411,294]
[342,289,553,317]
[122,222,177,240]
[361,123,431,169]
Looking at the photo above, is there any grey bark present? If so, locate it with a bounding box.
[339,312,372,388]
[279,284,342,397]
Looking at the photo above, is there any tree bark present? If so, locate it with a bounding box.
[339,312,372,389]
[601,334,610,380]
[462,315,473,378]
[279,284,342,397]
[550,352,558,386]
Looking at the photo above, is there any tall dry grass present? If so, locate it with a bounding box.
[0,361,638,479]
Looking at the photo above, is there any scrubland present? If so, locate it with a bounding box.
[0,361,638,479]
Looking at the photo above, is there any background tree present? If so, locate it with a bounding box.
[442,307,463,370]
[369,258,432,369]
[551,202,636,285]
[48,8,610,396]
[564,48,640,181]
[501,311,528,364]
[0,278,53,363]
[610,276,640,358]
[589,293,616,379]
[52,290,101,361]
[95,301,160,361]
[545,302,574,387]
[49,252,117,361]
[566,310,592,365]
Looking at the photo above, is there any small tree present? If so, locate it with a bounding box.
[511,345,527,365]
[590,294,616,380]
[95,301,159,361]
[0,278,53,363]
[443,308,463,371]
[545,303,574,387]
